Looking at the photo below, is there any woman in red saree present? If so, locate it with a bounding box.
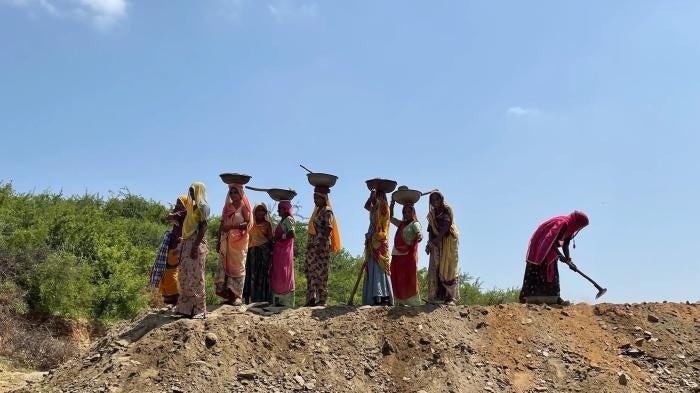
[389,201,423,306]
[519,211,589,304]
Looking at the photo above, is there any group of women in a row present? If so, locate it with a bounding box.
[150,180,590,318]
[149,180,463,318]
[360,189,460,306]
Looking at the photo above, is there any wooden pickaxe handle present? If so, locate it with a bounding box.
[567,260,607,297]
[347,261,366,305]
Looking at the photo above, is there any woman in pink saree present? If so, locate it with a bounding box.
[519,210,589,304]
[270,200,295,307]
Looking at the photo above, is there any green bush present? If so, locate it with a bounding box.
[0,183,168,322]
[32,252,95,319]
[0,279,28,315]
[0,181,517,326]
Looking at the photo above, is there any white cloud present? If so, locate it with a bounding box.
[267,0,318,23]
[76,0,126,29]
[2,0,128,30]
[216,0,246,22]
[506,106,541,117]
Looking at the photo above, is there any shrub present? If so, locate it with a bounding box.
[0,279,28,315]
[31,252,95,319]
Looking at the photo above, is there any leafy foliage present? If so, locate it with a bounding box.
[0,183,166,323]
[0,182,517,326]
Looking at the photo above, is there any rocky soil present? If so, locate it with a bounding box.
[10,302,700,392]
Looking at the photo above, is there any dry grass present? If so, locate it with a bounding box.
[0,311,81,371]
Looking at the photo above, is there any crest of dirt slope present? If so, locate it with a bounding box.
[22,302,700,393]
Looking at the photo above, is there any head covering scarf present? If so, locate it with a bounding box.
[308,189,341,253]
[526,210,589,282]
[176,195,189,210]
[168,195,189,248]
[402,203,417,222]
[563,211,589,242]
[248,203,273,248]
[253,203,272,224]
[278,200,294,217]
[182,182,209,239]
[426,192,459,238]
[222,184,253,231]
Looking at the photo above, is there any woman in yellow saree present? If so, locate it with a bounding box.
[175,182,209,319]
[426,191,460,304]
[361,189,393,306]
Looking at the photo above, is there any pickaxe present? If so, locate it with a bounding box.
[566,260,607,299]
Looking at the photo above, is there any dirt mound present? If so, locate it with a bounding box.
[23,302,700,393]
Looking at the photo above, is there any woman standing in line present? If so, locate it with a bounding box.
[425,191,460,305]
[389,200,422,306]
[175,182,210,319]
[361,189,393,306]
[270,200,296,307]
[243,203,274,304]
[304,186,341,306]
[159,195,188,305]
[215,184,252,306]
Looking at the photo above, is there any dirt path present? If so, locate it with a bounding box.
[0,358,47,393]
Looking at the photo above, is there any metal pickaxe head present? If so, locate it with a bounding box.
[595,287,607,299]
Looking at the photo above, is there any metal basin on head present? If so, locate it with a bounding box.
[365,178,398,193]
[220,173,252,185]
[307,173,338,188]
[392,187,421,205]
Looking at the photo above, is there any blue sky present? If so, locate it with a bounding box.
[2,1,699,303]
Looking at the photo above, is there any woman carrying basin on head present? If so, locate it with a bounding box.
[270,200,296,307]
[304,186,341,307]
[215,184,252,306]
[361,188,394,306]
[389,194,423,306]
